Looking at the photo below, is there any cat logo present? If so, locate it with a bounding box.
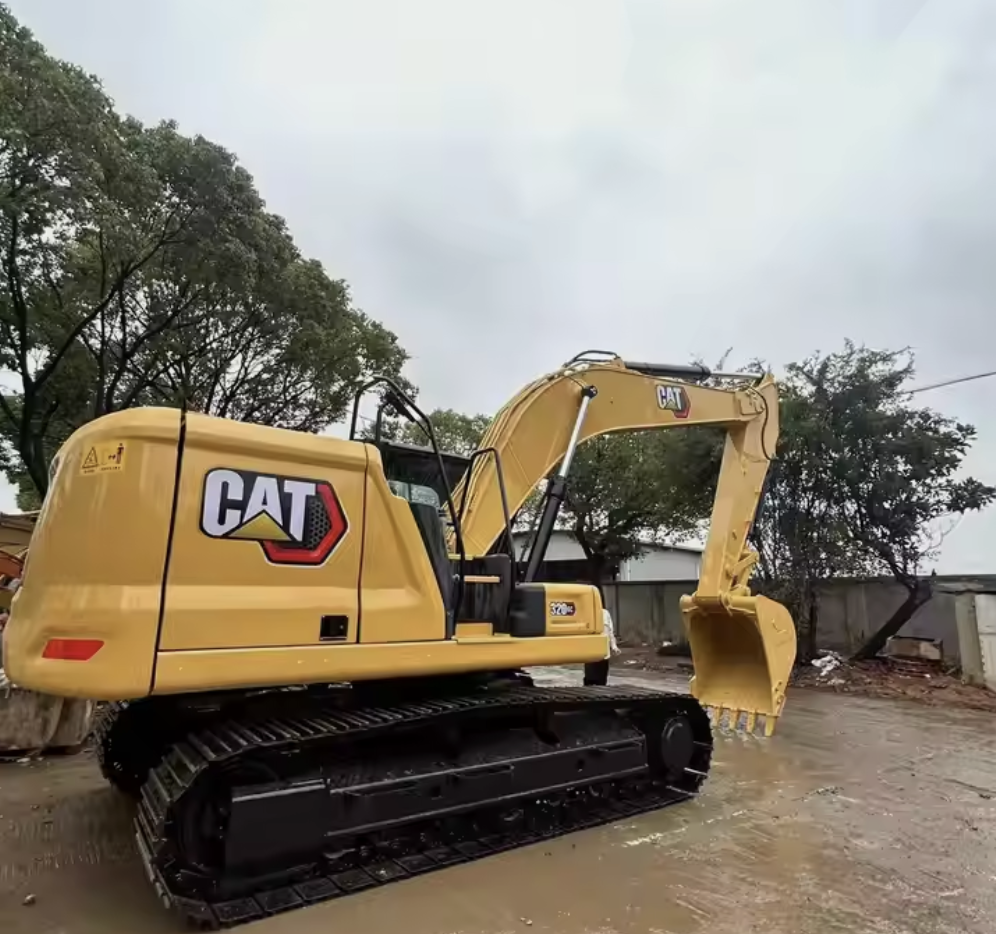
[656,384,690,419]
[200,468,348,567]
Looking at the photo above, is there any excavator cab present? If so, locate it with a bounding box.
[349,380,530,644]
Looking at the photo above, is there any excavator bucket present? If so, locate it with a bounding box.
[680,592,797,737]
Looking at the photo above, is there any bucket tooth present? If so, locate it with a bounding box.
[706,705,780,739]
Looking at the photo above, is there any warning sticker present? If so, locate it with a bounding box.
[80,442,127,476]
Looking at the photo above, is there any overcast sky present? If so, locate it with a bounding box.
[4,0,995,573]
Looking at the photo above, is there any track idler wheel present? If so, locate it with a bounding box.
[640,713,695,780]
[659,716,694,776]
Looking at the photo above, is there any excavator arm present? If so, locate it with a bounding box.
[450,352,797,735]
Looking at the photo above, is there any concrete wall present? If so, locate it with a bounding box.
[603,575,996,663]
[975,594,996,690]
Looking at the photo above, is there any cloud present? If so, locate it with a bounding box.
[4,0,996,573]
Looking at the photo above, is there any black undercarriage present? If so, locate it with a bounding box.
[94,674,714,930]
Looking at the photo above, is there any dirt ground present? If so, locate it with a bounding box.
[615,645,996,713]
[2,666,996,934]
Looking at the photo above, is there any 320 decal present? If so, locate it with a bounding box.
[549,601,577,618]
[199,468,348,567]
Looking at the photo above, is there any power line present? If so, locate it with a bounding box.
[909,369,996,395]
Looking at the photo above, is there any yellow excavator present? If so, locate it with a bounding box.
[2,351,796,928]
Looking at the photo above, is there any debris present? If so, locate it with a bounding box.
[887,657,943,678]
[792,652,996,713]
[656,640,683,657]
[22,894,36,906]
[615,644,996,712]
[811,651,843,678]
[884,635,943,663]
[806,785,842,799]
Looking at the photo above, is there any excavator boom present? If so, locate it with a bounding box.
[450,352,797,734]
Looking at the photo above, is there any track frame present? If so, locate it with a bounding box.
[96,682,713,930]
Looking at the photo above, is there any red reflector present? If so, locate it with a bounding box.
[42,638,104,661]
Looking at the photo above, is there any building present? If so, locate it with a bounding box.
[0,512,35,612]
[510,529,702,583]
[0,512,35,554]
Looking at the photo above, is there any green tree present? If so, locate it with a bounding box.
[748,380,874,659]
[551,431,717,586]
[749,342,995,659]
[0,5,407,505]
[392,408,491,457]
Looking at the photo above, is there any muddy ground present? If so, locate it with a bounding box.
[2,667,995,934]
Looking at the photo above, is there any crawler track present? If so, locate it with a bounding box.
[100,684,713,929]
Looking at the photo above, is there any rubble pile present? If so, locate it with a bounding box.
[792,649,996,712]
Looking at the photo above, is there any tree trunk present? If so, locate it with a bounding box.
[851,578,933,661]
[19,434,48,503]
[804,584,819,663]
[584,554,608,592]
[572,525,607,592]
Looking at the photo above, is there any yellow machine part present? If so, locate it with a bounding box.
[681,593,797,736]
[2,407,610,701]
[450,355,799,736]
[4,353,798,737]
